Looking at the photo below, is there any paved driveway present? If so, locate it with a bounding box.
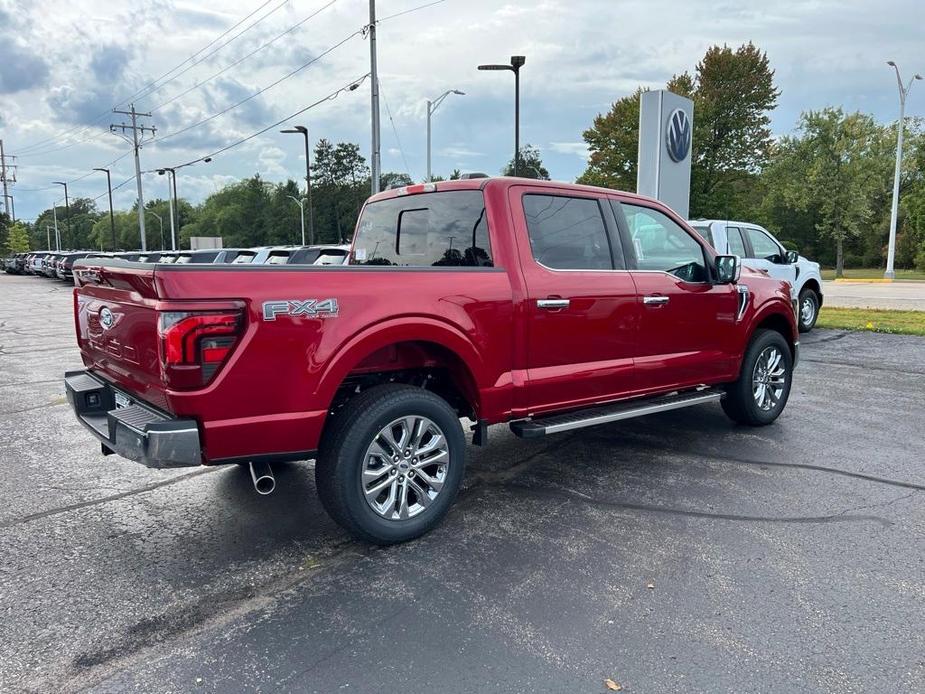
[1,273,923,693]
[823,280,925,311]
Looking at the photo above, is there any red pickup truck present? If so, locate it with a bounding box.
[66,178,798,543]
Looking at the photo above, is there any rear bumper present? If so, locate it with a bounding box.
[64,370,203,469]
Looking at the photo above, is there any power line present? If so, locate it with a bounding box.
[171,74,370,169]
[12,0,281,156]
[152,29,364,147]
[131,0,291,108]
[380,83,415,181]
[378,0,450,23]
[151,0,341,113]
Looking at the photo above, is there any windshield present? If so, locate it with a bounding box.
[352,190,492,267]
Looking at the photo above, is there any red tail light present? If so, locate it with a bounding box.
[158,310,243,389]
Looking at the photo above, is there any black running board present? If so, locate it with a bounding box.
[510,388,724,439]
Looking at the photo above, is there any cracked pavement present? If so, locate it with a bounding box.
[0,273,923,693]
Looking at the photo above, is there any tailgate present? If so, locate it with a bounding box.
[73,261,167,409]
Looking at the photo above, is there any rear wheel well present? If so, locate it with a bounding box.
[327,341,479,423]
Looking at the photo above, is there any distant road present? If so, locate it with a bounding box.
[823,280,925,311]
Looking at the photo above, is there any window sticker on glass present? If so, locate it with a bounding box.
[355,248,367,261]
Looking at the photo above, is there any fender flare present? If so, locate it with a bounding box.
[314,316,487,412]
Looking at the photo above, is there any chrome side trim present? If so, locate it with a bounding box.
[736,284,750,321]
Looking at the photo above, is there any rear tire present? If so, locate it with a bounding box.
[797,287,819,333]
[722,329,793,426]
[315,384,466,545]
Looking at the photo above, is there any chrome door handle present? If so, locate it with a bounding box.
[537,298,570,310]
[643,295,670,305]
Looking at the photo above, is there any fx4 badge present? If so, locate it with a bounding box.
[262,299,339,321]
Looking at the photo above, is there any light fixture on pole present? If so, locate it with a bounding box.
[280,126,314,244]
[93,168,117,250]
[884,61,922,279]
[158,157,211,250]
[478,56,525,176]
[426,90,465,182]
[52,181,71,249]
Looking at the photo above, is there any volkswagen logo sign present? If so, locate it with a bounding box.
[99,307,115,330]
[665,108,691,162]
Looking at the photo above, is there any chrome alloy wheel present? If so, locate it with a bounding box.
[362,416,449,520]
[752,346,787,411]
[800,295,816,326]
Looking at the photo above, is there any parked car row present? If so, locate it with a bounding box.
[3,245,350,280]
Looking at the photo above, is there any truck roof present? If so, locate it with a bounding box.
[365,176,660,206]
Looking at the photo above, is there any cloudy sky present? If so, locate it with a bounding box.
[1,0,923,223]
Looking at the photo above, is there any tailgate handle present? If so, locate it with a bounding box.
[537,298,570,310]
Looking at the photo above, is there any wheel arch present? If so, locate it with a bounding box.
[315,318,485,418]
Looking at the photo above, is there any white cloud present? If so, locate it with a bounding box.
[549,141,590,160]
[5,0,925,220]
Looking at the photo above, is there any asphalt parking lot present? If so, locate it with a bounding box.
[823,279,925,311]
[1,273,923,694]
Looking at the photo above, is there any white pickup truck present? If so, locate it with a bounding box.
[690,219,823,333]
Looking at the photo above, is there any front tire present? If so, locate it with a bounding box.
[722,329,793,426]
[315,384,466,544]
[797,287,819,333]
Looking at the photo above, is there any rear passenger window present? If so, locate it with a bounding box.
[523,195,613,270]
[726,226,747,256]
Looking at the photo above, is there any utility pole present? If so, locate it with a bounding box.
[46,225,51,249]
[368,0,381,196]
[111,104,156,251]
[0,139,17,221]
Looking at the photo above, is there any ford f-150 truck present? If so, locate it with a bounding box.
[65,178,799,544]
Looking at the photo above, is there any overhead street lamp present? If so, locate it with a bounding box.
[884,61,923,280]
[280,126,314,245]
[288,195,307,246]
[426,90,465,182]
[52,181,71,249]
[158,158,211,250]
[93,168,117,250]
[478,55,525,176]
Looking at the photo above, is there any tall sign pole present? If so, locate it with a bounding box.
[369,0,381,196]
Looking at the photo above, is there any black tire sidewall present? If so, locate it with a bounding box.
[731,330,793,426]
[322,386,466,544]
[798,288,819,332]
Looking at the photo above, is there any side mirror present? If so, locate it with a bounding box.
[715,254,741,284]
[785,250,799,264]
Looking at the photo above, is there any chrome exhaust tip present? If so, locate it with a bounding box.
[248,461,276,495]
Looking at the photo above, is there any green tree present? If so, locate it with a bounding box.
[7,222,30,252]
[502,144,549,179]
[577,87,644,190]
[767,109,883,277]
[578,43,778,217]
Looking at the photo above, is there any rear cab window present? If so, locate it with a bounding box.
[352,190,492,267]
[691,224,714,247]
[522,194,617,270]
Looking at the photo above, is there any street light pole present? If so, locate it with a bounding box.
[52,202,60,250]
[426,90,465,181]
[147,211,164,250]
[478,56,525,176]
[288,195,306,245]
[885,61,923,279]
[52,181,70,249]
[280,126,314,244]
[93,168,117,250]
[158,158,211,250]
